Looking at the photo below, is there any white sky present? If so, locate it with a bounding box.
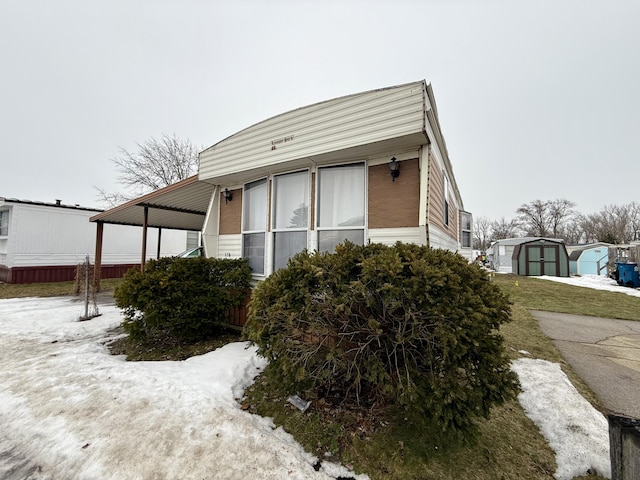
[1,274,626,479]
[1,0,639,221]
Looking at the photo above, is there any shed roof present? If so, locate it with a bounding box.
[491,237,564,247]
[569,250,582,261]
[89,176,215,231]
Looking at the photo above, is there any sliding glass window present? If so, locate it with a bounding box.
[316,163,365,253]
[272,170,309,271]
[242,178,267,274]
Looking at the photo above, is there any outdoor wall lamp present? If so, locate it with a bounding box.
[389,157,400,182]
[223,188,233,204]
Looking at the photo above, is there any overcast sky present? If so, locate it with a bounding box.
[1,0,638,221]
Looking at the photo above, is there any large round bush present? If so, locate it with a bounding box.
[244,242,519,432]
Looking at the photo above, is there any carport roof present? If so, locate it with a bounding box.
[89,175,215,231]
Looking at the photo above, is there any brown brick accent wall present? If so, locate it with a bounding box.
[368,158,420,229]
[219,188,242,235]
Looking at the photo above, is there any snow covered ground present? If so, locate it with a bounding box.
[537,273,640,298]
[0,275,621,479]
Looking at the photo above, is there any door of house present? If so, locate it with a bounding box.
[525,244,560,276]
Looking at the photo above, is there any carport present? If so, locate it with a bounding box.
[89,175,216,287]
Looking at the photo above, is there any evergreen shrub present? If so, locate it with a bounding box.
[115,256,251,343]
[244,242,519,432]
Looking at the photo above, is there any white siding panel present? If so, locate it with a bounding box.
[200,82,426,181]
[367,227,423,246]
[217,234,242,259]
[13,205,95,257]
[429,224,459,253]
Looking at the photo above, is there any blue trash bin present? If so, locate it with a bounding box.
[615,262,640,288]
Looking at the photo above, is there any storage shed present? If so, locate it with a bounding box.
[488,237,555,273]
[568,243,611,276]
[512,238,570,277]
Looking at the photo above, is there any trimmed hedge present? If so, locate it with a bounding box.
[115,256,251,343]
[244,242,519,432]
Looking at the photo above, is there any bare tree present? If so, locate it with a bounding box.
[516,198,575,238]
[473,216,492,251]
[578,213,600,244]
[627,201,640,242]
[95,134,199,207]
[548,198,576,238]
[592,204,631,244]
[559,216,586,244]
[490,217,521,242]
[516,199,550,236]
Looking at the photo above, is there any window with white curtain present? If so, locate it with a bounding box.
[272,170,309,271]
[316,163,365,253]
[242,178,268,274]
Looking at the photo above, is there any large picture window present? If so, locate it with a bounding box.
[272,170,309,271]
[317,163,365,253]
[242,179,267,274]
[0,210,8,236]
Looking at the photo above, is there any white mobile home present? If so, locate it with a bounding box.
[91,81,473,283]
[0,197,192,283]
[199,80,472,276]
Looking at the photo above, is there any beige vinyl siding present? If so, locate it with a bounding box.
[199,82,426,181]
[429,224,460,252]
[368,227,422,246]
[428,158,446,233]
[218,234,242,259]
[426,156,460,250]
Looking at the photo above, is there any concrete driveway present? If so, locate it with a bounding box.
[531,310,640,419]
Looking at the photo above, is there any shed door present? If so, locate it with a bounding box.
[525,244,560,276]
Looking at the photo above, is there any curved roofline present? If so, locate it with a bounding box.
[199,80,427,155]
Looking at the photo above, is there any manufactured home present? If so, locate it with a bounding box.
[91,81,472,281]
[0,197,193,283]
[199,80,471,276]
